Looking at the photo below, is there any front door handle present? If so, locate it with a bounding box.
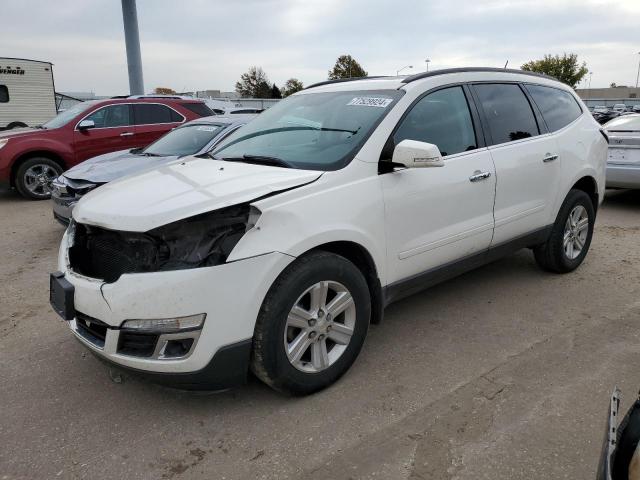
[469,171,492,182]
[120,132,134,137]
[543,153,558,163]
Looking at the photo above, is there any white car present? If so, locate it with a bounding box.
[50,68,607,395]
[604,114,640,188]
[613,104,628,113]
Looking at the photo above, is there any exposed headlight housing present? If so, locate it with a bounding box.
[121,313,205,333]
[68,204,260,282]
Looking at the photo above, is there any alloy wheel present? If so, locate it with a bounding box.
[23,164,58,198]
[284,280,356,373]
[563,205,589,260]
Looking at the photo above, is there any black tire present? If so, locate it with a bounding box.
[251,251,371,395]
[533,189,595,273]
[7,122,28,129]
[14,157,63,200]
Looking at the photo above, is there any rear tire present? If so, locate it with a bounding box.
[14,157,63,200]
[6,122,28,129]
[533,189,595,273]
[251,251,371,395]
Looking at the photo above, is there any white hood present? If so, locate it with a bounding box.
[72,157,322,231]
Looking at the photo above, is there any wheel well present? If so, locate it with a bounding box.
[10,151,66,187]
[307,241,384,324]
[571,176,599,212]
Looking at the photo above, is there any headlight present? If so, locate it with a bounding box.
[121,314,205,332]
[0,139,8,150]
[68,204,261,282]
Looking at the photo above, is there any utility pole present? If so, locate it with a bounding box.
[121,0,144,95]
[636,51,640,89]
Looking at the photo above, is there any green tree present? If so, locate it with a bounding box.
[328,55,367,80]
[521,53,588,89]
[281,78,304,97]
[270,83,282,99]
[235,66,271,98]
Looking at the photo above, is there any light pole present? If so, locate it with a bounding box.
[635,51,640,89]
[396,65,413,76]
[588,71,593,99]
[425,59,431,72]
[121,0,144,95]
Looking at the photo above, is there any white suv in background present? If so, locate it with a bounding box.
[50,68,607,395]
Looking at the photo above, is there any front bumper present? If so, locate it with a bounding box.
[606,163,640,189]
[56,231,294,388]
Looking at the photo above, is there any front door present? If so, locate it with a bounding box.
[381,86,496,284]
[73,104,137,162]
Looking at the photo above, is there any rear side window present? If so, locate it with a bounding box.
[180,102,214,117]
[0,85,8,102]
[85,104,131,128]
[524,84,582,132]
[393,86,477,157]
[474,83,539,145]
[133,104,183,125]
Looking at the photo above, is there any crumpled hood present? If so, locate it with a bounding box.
[63,149,178,183]
[73,157,322,232]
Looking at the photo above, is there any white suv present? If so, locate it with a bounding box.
[50,68,607,395]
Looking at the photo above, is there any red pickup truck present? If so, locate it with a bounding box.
[0,97,213,199]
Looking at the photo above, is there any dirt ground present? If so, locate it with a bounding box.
[1,187,640,480]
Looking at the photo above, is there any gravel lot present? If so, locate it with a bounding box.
[1,188,639,480]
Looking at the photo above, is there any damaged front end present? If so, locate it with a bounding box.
[68,204,259,283]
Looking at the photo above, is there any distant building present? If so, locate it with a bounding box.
[576,86,640,108]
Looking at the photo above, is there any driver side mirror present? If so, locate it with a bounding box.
[77,119,95,130]
[392,139,444,168]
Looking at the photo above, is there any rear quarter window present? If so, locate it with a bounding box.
[180,102,214,117]
[525,84,583,132]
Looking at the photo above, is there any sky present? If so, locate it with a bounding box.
[2,0,639,96]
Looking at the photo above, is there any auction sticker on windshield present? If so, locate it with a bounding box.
[197,126,218,132]
[347,97,393,108]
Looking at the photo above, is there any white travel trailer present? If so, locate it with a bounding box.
[0,57,57,129]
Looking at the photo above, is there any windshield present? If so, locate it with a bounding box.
[43,101,99,129]
[143,123,227,156]
[605,115,640,131]
[212,90,403,170]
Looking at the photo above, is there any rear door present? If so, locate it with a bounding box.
[471,83,560,245]
[132,103,185,148]
[72,104,135,162]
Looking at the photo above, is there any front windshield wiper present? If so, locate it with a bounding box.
[222,154,294,169]
[139,152,163,157]
[33,125,46,129]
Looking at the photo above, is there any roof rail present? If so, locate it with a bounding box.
[402,67,557,84]
[305,76,391,90]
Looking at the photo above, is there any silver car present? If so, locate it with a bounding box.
[605,114,640,189]
[51,115,256,224]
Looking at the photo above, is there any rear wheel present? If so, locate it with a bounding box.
[6,122,28,129]
[251,251,370,395]
[534,189,595,273]
[14,157,63,200]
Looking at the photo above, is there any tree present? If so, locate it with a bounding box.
[328,55,367,80]
[235,66,271,98]
[521,53,588,89]
[281,78,304,97]
[270,83,282,99]
[154,87,176,95]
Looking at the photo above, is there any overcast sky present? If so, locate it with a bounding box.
[2,0,639,95]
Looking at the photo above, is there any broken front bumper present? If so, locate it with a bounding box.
[56,230,294,388]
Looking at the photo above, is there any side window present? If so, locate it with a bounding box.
[393,86,477,157]
[0,85,8,103]
[524,84,583,132]
[84,104,131,128]
[474,83,539,145]
[133,104,183,125]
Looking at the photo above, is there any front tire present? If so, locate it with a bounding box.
[251,251,371,395]
[534,189,595,273]
[14,157,62,200]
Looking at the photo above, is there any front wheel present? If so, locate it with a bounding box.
[251,251,371,395]
[534,189,595,273]
[14,157,63,200]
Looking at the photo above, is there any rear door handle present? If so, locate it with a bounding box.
[469,171,492,182]
[120,132,134,137]
[543,153,558,163]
